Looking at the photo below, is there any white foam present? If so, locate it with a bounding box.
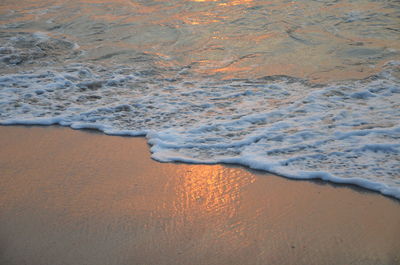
[1,62,399,199]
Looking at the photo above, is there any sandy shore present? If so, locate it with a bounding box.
[0,126,399,265]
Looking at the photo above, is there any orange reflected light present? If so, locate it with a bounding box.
[213,65,252,74]
[172,165,255,224]
[219,0,254,6]
[177,11,226,25]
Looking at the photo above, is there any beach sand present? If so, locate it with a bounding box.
[0,126,399,265]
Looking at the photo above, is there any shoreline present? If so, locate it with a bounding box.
[0,125,399,265]
[2,123,399,201]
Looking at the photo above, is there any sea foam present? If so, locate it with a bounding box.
[0,59,399,199]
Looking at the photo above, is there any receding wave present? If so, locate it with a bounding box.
[1,0,400,199]
[1,51,399,198]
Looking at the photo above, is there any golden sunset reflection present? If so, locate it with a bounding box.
[178,12,225,25]
[1,0,397,82]
[1,0,400,260]
[171,165,256,223]
[218,0,254,6]
[1,127,400,264]
[0,127,255,225]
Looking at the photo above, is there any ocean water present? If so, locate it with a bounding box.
[0,0,399,199]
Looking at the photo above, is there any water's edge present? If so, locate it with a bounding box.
[2,124,398,201]
[2,0,400,203]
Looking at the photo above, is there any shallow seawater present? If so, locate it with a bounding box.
[0,0,399,198]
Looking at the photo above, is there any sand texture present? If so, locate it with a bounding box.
[0,126,399,265]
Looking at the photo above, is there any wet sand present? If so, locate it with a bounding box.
[0,126,399,265]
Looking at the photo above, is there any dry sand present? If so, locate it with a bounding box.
[0,126,399,265]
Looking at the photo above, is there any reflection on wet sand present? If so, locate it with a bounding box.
[171,165,255,228]
[1,126,399,265]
